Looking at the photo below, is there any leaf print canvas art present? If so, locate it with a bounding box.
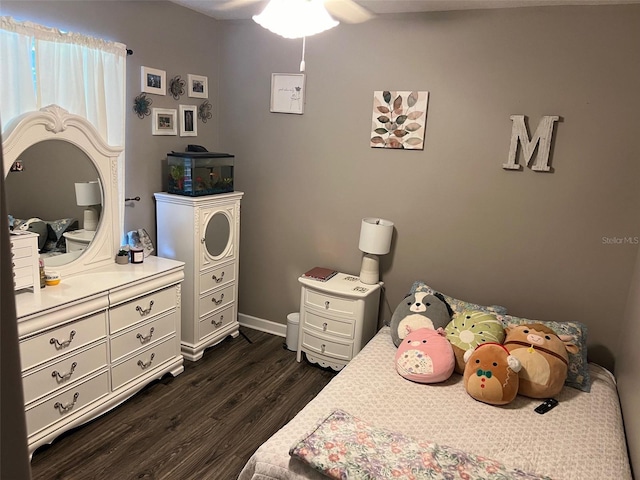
[370,91,429,150]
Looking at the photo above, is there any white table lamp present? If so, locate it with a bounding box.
[358,217,394,285]
[75,180,101,231]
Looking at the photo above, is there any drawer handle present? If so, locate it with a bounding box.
[51,362,78,382]
[321,344,326,353]
[50,330,76,349]
[54,392,79,413]
[324,301,330,310]
[136,300,155,316]
[211,293,225,305]
[211,315,224,328]
[136,327,155,344]
[212,271,225,283]
[322,322,328,331]
[137,353,155,369]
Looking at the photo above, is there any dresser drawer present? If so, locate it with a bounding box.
[25,371,109,437]
[199,304,235,341]
[22,342,108,405]
[109,286,177,334]
[111,336,178,390]
[110,310,178,362]
[20,312,107,371]
[198,284,235,319]
[301,331,352,361]
[305,290,357,317]
[200,262,236,293]
[304,310,354,339]
[11,243,37,260]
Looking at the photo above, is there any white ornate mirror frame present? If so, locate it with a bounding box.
[2,105,123,278]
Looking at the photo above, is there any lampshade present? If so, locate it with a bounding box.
[359,218,394,255]
[253,0,339,39]
[74,181,101,207]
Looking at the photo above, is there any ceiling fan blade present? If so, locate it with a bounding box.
[324,0,375,24]
[215,0,264,11]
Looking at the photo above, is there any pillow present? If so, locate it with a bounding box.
[411,281,507,316]
[445,310,505,374]
[463,342,521,405]
[389,291,452,347]
[498,314,590,392]
[395,328,455,383]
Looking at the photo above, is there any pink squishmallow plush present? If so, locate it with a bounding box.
[395,328,455,384]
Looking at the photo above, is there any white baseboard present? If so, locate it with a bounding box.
[238,312,286,337]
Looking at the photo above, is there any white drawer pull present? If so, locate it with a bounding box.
[212,271,225,283]
[51,362,78,382]
[136,300,155,316]
[321,344,326,353]
[54,392,79,413]
[211,316,223,328]
[136,327,155,344]
[137,353,155,369]
[50,330,76,349]
[322,322,328,331]
[211,293,224,305]
[324,301,330,309]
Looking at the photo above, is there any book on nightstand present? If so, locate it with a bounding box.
[302,267,338,282]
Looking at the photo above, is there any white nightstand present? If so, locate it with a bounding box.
[296,272,382,371]
[63,229,95,252]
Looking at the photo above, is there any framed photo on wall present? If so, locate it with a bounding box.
[141,66,166,95]
[152,108,177,135]
[187,74,208,98]
[179,105,197,137]
[270,73,305,114]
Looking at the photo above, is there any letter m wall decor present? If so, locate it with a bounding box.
[503,115,559,172]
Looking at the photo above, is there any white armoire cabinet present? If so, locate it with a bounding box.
[155,192,244,361]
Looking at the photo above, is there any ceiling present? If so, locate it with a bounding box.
[168,0,640,22]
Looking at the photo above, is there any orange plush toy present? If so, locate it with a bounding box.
[463,343,522,405]
[503,323,579,399]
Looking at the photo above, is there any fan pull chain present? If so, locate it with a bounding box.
[300,36,306,72]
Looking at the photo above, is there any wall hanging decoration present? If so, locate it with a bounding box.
[198,100,212,123]
[169,75,186,100]
[187,74,208,98]
[133,93,152,119]
[270,73,305,114]
[152,108,177,135]
[141,66,166,95]
[370,90,429,150]
[503,115,559,172]
[179,105,197,137]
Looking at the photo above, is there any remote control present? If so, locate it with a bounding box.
[534,398,558,414]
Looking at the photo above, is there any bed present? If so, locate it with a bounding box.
[238,325,632,479]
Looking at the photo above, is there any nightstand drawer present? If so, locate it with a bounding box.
[198,284,235,318]
[110,310,178,362]
[11,243,37,259]
[22,342,108,405]
[305,290,357,317]
[25,371,109,437]
[199,304,235,341]
[20,312,107,371]
[109,287,177,333]
[111,336,178,390]
[200,263,236,293]
[302,331,352,361]
[304,310,354,339]
[13,266,35,290]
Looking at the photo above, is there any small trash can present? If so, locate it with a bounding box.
[286,312,300,351]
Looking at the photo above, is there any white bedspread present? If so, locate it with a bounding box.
[238,327,631,480]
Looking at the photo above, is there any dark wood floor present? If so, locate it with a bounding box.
[29,329,335,480]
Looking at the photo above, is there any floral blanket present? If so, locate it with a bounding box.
[290,410,551,480]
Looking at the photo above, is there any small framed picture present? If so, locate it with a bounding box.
[141,66,166,95]
[152,108,177,135]
[270,73,305,114]
[179,105,197,137]
[187,74,208,98]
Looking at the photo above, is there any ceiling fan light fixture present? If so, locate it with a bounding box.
[252,0,339,39]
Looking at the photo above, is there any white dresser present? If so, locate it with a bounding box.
[155,191,244,361]
[10,230,40,292]
[15,256,184,455]
[296,272,382,371]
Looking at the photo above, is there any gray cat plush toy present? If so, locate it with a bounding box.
[390,292,452,347]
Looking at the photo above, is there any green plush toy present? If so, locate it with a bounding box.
[445,310,505,374]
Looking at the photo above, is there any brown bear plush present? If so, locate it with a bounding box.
[463,343,522,405]
[503,323,579,399]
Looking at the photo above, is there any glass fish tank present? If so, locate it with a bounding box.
[167,152,234,196]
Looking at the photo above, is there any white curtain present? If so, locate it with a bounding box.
[0,16,127,239]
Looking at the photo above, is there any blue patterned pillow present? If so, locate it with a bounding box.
[410,281,507,316]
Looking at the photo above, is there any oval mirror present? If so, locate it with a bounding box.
[5,139,101,265]
[204,212,231,258]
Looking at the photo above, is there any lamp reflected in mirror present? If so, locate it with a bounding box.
[75,180,101,231]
